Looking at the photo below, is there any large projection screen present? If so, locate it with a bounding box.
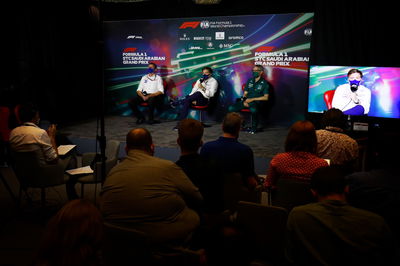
[104,12,314,125]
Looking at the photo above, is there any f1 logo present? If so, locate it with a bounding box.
[179,21,200,29]
[123,47,137,52]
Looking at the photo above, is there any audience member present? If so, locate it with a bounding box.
[286,166,397,265]
[200,112,258,188]
[346,134,400,240]
[9,102,79,199]
[32,199,103,266]
[100,128,203,244]
[264,120,328,189]
[176,118,224,214]
[316,108,358,172]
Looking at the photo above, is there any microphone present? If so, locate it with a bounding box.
[350,84,358,92]
[349,80,360,92]
[199,74,209,83]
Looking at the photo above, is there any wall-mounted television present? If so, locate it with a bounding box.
[308,65,400,120]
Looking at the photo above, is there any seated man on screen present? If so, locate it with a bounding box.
[128,62,164,125]
[331,68,371,116]
[227,65,269,134]
[172,67,218,130]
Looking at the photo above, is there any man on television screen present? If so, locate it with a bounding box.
[331,69,371,116]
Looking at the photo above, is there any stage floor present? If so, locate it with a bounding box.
[58,115,287,159]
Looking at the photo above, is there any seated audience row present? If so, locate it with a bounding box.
[34,166,399,266]
[27,109,398,265]
[8,102,359,204]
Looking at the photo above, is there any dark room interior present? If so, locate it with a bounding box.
[1,0,399,265]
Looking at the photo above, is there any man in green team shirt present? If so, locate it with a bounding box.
[228,65,269,134]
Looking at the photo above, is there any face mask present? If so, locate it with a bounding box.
[349,80,361,92]
[202,74,209,80]
[148,68,155,74]
[252,71,260,78]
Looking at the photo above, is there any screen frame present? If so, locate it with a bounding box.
[306,65,400,131]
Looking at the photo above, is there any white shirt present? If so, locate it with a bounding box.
[189,76,218,99]
[9,122,57,164]
[137,74,164,94]
[331,84,371,114]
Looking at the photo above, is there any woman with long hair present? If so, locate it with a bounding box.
[33,199,103,266]
[264,120,329,189]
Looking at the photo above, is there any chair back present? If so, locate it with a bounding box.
[223,172,261,212]
[92,140,120,182]
[103,222,151,266]
[14,104,22,125]
[105,139,120,161]
[272,178,314,211]
[0,106,11,142]
[11,150,65,188]
[323,89,336,109]
[236,201,288,263]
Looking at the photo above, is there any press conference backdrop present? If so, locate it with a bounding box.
[104,12,314,125]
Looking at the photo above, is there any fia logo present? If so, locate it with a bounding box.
[200,21,210,29]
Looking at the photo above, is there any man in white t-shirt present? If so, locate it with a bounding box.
[129,62,164,125]
[9,103,78,199]
[173,67,218,129]
[331,69,371,115]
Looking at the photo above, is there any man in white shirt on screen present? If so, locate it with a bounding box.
[129,62,164,125]
[331,68,371,116]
